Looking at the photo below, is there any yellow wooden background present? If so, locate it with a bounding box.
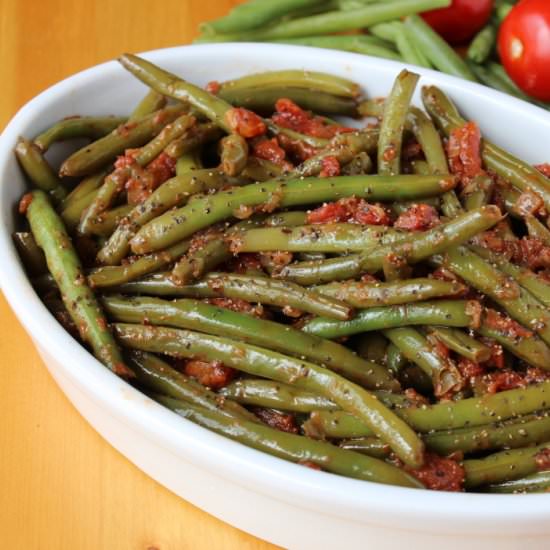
[0,1,278,548]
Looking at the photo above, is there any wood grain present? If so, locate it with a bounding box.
[0,1,278,548]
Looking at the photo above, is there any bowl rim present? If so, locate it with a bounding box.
[2,42,550,530]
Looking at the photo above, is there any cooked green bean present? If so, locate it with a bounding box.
[130,174,457,255]
[104,296,398,390]
[156,395,422,488]
[279,206,500,285]
[378,69,419,176]
[428,327,491,363]
[387,343,408,373]
[84,204,133,238]
[128,89,166,121]
[463,174,494,211]
[24,190,132,377]
[12,231,47,276]
[114,323,424,466]
[338,437,392,459]
[315,278,467,308]
[220,134,249,176]
[15,138,67,203]
[525,215,550,246]
[482,471,550,494]
[302,300,478,339]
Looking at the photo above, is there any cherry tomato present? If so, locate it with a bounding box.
[421,0,494,44]
[498,0,550,102]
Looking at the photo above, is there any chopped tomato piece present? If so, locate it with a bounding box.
[307,197,390,225]
[253,408,299,433]
[484,309,533,340]
[205,80,221,95]
[276,133,318,163]
[204,297,265,318]
[457,358,485,379]
[535,448,550,471]
[406,453,465,492]
[125,152,177,205]
[478,370,527,394]
[319,155,340,178]
[394,203,440,231]
[516,237,550,270]
[225,107,266,138]
[252,137,289,167]
[447,121,483,185]
[182,360,237,390]
[535,163,550,178]
[18,193,33,214]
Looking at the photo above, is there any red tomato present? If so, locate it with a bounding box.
[422,0,493,44]
[498,0,550,101]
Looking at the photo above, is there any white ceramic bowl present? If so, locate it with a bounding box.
[2,44,550,550]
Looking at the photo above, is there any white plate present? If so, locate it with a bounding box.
[1,44,550,550]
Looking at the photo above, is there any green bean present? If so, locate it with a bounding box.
[525,215,550,246]
[341,151,373,176]
[156,395,422,488]
[468,61,517,96]
[59,105,185,178]
[358,98,385,119]
[384,327,462,397]
[200,0,324,35]
[316,278,466,308]
[378,69,419,176]
[264,211,308,227]
[84,204,133,238]
[130,174,457,254]
[24,190,131,377]
[355,332,388,365]
[59,169,108,216]
[241,157,287,182]
[90,239,190,288]
[164,123,224,159]
[338,437,391,459]
[387,343,407,373]
[476,309,550,371]
[233,223,403,254]
[195,0,451,42]
[127,350,257,422]
[394,24,432,68]
[463,174,494,211]
[467,23,497,64]
[291,130,379,178]
[482,471,550,494]
[369,21,400,42]
[428,327,491,363]
[33,116,127,152]
[128,89,166,121]
[12,231,47,276]
[434,247,550,347]
[220,134,249,176]
[219,379,338,413]
[302,300,478,339]
[218,69,360,98]
[425,413,550,456]
[422,85,550,211]
[464,443,550,488]
[104,296,398,391]
[271,35,402,62]
[175,151,201,176]
[15,138,67,204]
[114,323,423,466]
[219,86,359,116]
[119,54,233,132]
[404,15,476,82]
[266,122,328,149]
[279,206,500,285]
[470,245,550,308]
[97,169,244,266]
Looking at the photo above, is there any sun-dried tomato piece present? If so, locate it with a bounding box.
[307,197,390,225]
[394,203,441,231]
[253,408,299,433]
[319,155,340,178]
[406,453,465,492]
[226,107,267,138]
[182,360,237,390]
[447,121,483,186]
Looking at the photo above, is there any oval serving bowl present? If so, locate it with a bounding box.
[1,44,550,550]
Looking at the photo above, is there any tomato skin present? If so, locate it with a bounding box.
[498,0,550,102]
[422,0,493,44]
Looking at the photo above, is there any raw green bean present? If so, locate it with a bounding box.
[219,379,338,413]
[467,23,497,64]
[404,15,476,82]
[434,247,550,347]
[425,413,550,456]
[464,443,550,488]
[24,190,132,377]
[201,0,324,35]
[118,54,233,132]
[127,350,257,422]
[279,206,500,285]
[114,323,424,466]
[482,471,550,494]
[470,245,550,308]
[218,69,360,98]
[12,232,47,276]
[428,327,491,363]
[33,116,127,152]
[15,138,67,203]
[219,86,359,116]
[315,278,467,308]
[302,300,478,339]
[104,296,398,390]
[384,327,462,397]
[89,239,190,288]
[130,174,457,254]
[378,69,419,176]
[128,89,166,121]
[97,169,244,266]
[156,395,422,488]
[220,134,249,176]
[59,105,185,177]
[195,0,451,42]
[271,35,402,61]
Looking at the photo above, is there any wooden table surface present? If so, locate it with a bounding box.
[0,1,277,548]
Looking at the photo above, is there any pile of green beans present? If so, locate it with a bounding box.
[13,53,550,494]
[195,0,550,112]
